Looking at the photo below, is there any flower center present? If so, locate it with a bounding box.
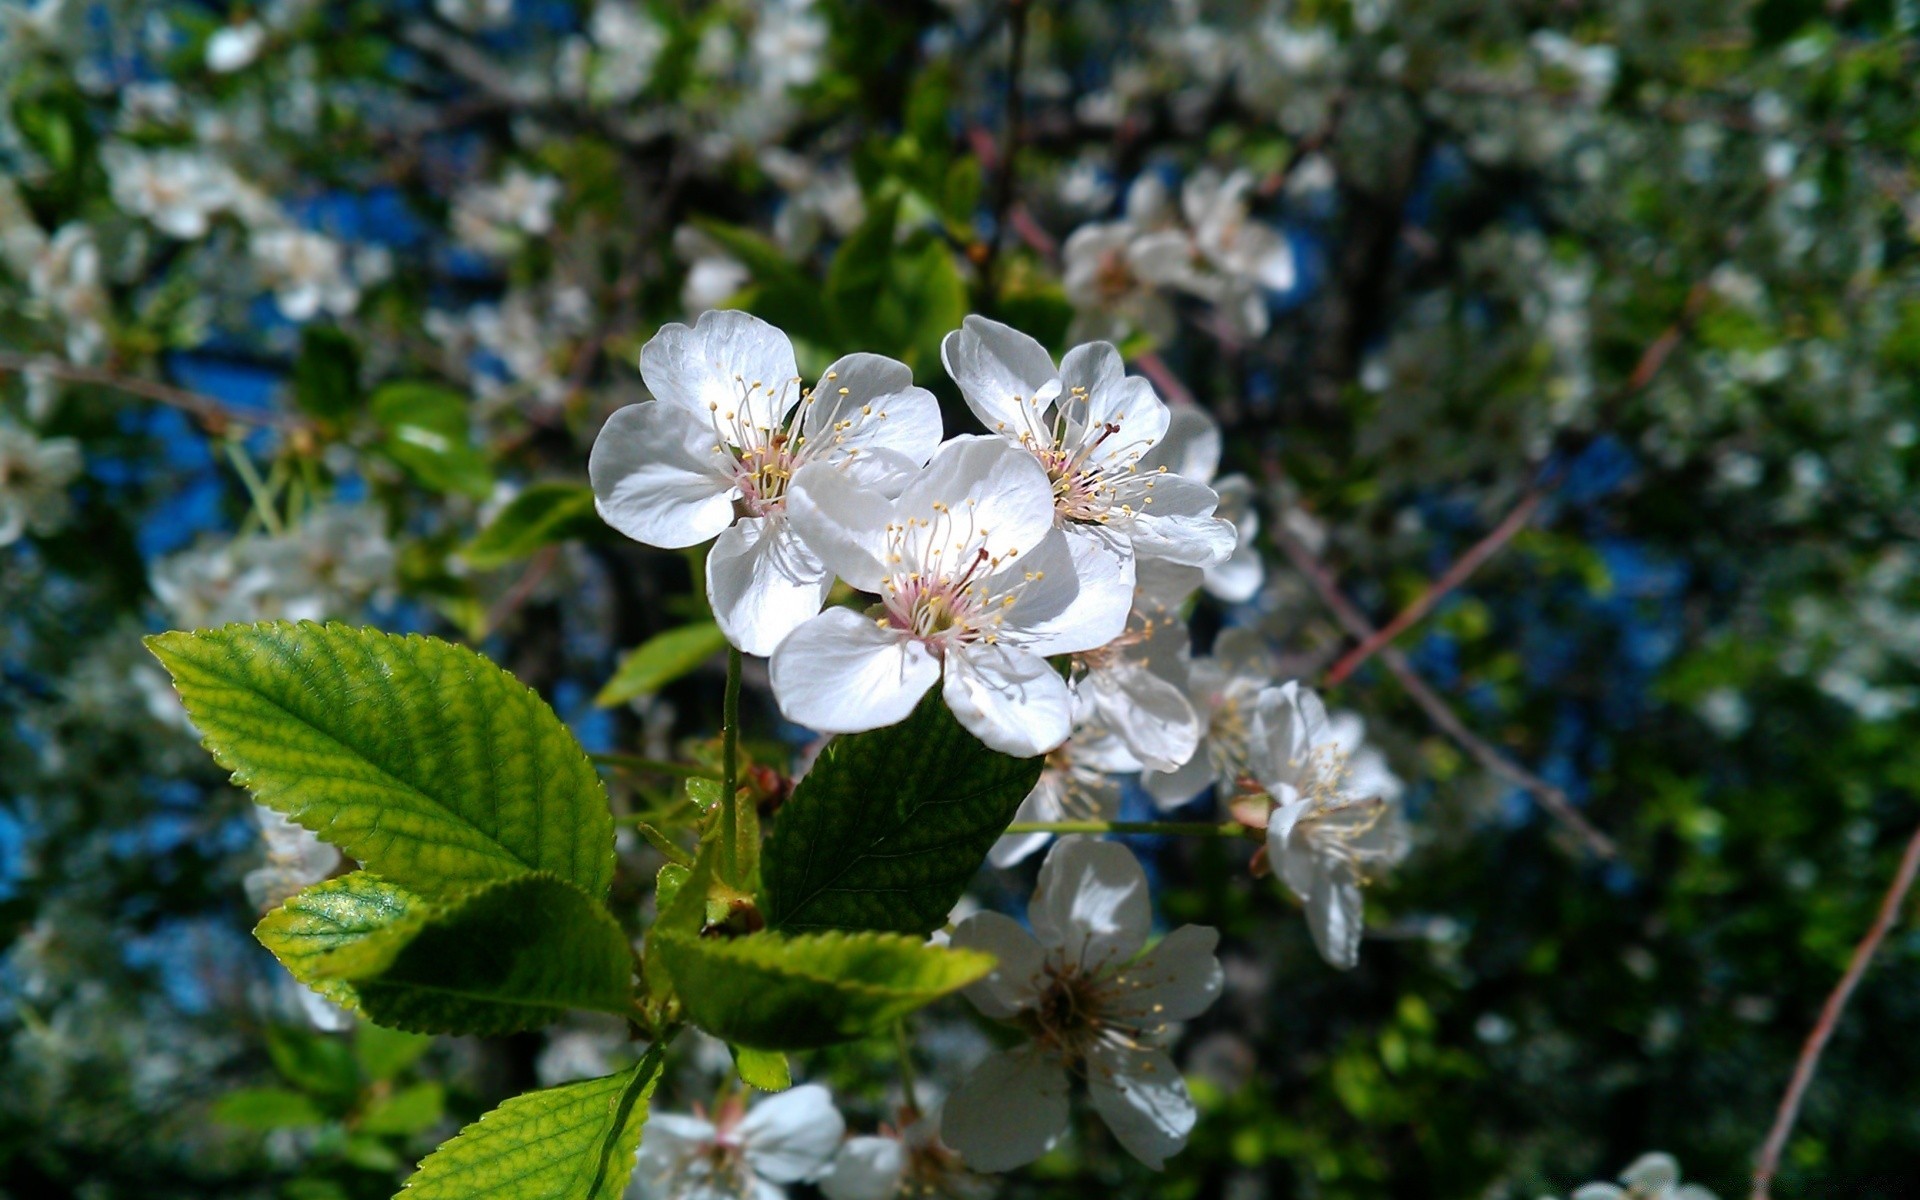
[876,501,1044,652]
[1094,246,1137,301]
[732,436,797,516]
[1021,955,1167,1073]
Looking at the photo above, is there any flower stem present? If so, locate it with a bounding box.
[224,438,283,535]
[1002,820,1252,838]
[719,645,744,882]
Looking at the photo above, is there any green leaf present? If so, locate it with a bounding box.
[595,623,729,707]
[689,218,812,288]
[397,1049,664,1200]
[290,874,635,1036]
[372,382,493,498]
[257,872,423,1014]
[731,1046,791,1092]
[359,1082,446,1137]
[464,484,599,570]
[762,694,1044,936]
[265,1026,361,1102]
[356,1024,432,1083]
[826,193,901,338]
[294,326,363,420]
[148,622,614,902]
[214,1087,330,1131]
[657,927,993,1050]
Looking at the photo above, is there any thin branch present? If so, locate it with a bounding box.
[1325,488,1545,684]
[1269,514,1618,858]
[1004,820,1253,838]
[482,544,559,635]
[0,351,309,433]
[1751,818,1920,1200]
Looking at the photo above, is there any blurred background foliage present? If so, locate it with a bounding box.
[2,0,1918,1196]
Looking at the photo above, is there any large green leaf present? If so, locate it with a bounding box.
[464,483,600,570]
[762,695,1044,936]
[372,382,493,499]
[594,623,729,707]
[656,927,992,1051]
[259,873,634,1036]
[331,874,632,1035]
[148,622,614,901]
[397,1049,664,1200]
[256,872,422,1013]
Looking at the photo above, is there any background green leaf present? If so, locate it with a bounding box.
[358,1083,445,1137]
[311,873,634,1036]
[371,382,494,499]
[594,623,729,707]
[148,623,614,902]
[293,326,362,421]
[213,1088,329,1131]
[762,694,1044,935]
[463,483,600,570]
[396,1049,663,1200]
[656,927,993,1050]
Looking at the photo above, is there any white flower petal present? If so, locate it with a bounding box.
[1619,1153,1682,1192]
[1030,836,1151,970]
[1142,747,1214,809]
[943,642,1072,757]
[1106,925,1223,1023]
[990,776,1065,867]
[1126,476,1236,568]
[1082,662,1201,774]
[894,435,1057,574]
[739,1083,846,1183]
[770,607,941,734]
[1304,859,1364,970]
[639,309,802,438]
[1085,1042,1196,1170]
[941,315,1061,433]
[1016,525,1133,656]
[707,517,831,656]
[819,1136,906,1200]
[589,401,736,549]
[637,1112,718,1175]
[941,1045,1071,1173]
[1572,1186,1628,1200]
[787,461,893,593]
[949,911,1047,1018]
[802,352,943,468]
[1142,405,1222,482]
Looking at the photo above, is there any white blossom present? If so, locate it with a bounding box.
[1250,682,1407,969]
[633,1083,845,1200]
[26,222,109,362]
[251,227,360,320]
[1178,169,1294,337]
[102,143,241,240]
[771,436,1129,755]
[592,310,942,656]
[434,0,514,32]
[990,725,1131,867]
[588,1,668,105]
[205,21,266,73]
[820,1105,983,1200]
[941,316,1236,609]
[0,424,83,546]
[242,807,341,911]
[1060,178,1194,344]
[1567,1152,1718,1200]
[1142,626,1273,807]
[943,838,1223,1171]
[452,167,563,255]
[1069,603,1201,775]
[1135,406,1264,605]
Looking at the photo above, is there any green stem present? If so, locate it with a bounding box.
[895,1020,921,1117]
[1002,820,1251,838]
[224,438,283,535]
[590,752,719,780]
[719,645,744,882]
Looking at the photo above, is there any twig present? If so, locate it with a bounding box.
[0,351,308,433]
[1269,514,1618,858]
[1134,352,1198,408]
[1750,818,1920,1200]
[482,545,559,634]
[1325,488,1545,684]
[1003,820,1253,838]
[979,0,1030,296]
